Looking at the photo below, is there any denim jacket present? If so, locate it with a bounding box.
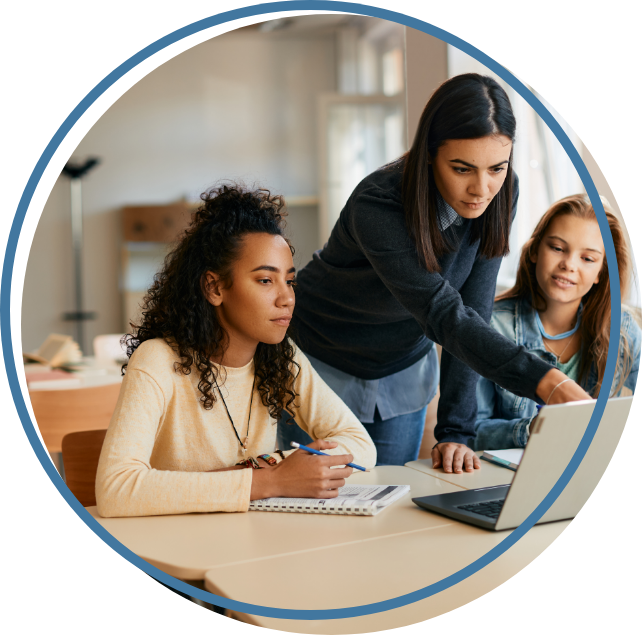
[474,297,641,450]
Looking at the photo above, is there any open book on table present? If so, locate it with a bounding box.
[23,333,82,368]
[249,484,410,516]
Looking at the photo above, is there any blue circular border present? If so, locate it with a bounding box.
[2,1,621,622]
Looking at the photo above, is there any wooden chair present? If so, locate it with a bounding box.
[29,382,121,454]
[61,429,107,507]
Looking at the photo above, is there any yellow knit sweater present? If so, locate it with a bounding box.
[95,338,376,517]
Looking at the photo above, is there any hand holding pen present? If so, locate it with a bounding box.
[251,439,354,499]
[291,441,367,472]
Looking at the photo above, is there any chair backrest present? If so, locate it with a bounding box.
[61,429,107,507]
[29,382,121,453]
[93,333,127,362]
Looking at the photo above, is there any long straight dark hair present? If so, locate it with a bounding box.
[402,73,516,272]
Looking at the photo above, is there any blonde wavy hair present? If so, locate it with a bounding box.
[499,193,633,396]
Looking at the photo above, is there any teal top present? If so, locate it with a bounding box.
[557,352,581,382]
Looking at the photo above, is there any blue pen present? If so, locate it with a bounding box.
[290,441,366,472]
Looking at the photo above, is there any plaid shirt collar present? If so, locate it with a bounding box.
[436,191,464,231]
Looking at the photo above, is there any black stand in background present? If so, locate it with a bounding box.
[61,158,100,354]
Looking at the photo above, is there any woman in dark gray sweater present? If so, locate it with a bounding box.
[279,74,590,471]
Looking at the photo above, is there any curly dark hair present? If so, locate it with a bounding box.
[123,183,300,419]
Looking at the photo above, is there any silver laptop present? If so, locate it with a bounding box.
[412,397,633,531]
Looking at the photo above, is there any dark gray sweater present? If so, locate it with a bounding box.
[292,160,553,446]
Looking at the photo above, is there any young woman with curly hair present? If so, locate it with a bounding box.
[96,185,376,518]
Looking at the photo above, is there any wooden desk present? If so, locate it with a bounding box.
[206,520,567,633]
[90,464,567,631]
[88,467,461,580]
[203,463,563,633]
[405,455,515,488]
[26,357,123,461]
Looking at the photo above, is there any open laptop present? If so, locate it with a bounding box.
[412,396,633,531]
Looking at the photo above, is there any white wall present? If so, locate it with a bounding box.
[581,145,640,306]
[29,23,627,357]
[22,27,335,353]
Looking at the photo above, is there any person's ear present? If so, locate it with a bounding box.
[530,249,538,264]
[204,271,224,307]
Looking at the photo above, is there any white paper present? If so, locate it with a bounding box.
[250,484,410,515]
[483,449,524,467]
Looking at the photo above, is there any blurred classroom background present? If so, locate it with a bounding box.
[22,14,632,356]
[21,15,636,466]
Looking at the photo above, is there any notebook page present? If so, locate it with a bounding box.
[483,449,524,465]
[249,484,410,515]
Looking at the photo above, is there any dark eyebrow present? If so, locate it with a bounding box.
[547,235,603,254]
[449,159,509,169]
[250,265,297,273]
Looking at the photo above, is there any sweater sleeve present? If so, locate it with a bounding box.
[95,368,252,518]
[348,181,552,445]
[435,244,515,444]
[290,349,377,469]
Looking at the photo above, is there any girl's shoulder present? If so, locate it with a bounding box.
[288,341,328,387]
[490,296,521,340]
[492,296,520,314]
[127,338,180,375]
[621,306,642,348]
[289,340,312,372]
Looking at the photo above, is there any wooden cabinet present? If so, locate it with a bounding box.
[120,202,193,332]
[122,202,192,242]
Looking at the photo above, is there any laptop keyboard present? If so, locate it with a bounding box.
[457,499,505,519]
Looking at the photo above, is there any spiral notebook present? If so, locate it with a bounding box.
[249,484,410,516]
